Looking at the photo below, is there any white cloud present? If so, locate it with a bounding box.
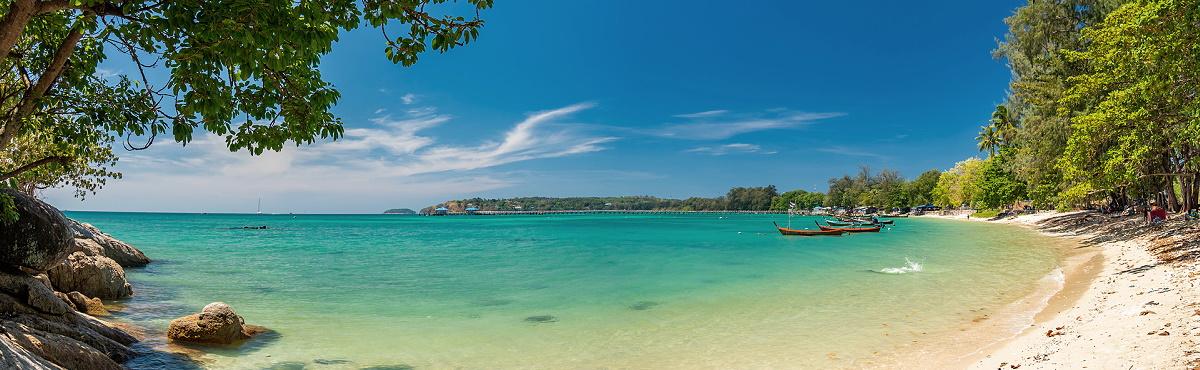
[401,93,417,105]
[673,110,728,119]
[42,102,615,213]
[650,110,843,140]
[816,145,883,159]
[686,143,775,156]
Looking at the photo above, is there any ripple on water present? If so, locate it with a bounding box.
[360,365,415,370]
[261,361,306,370]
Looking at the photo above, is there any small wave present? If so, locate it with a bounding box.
[876,257,923,274]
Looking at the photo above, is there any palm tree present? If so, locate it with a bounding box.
[990,105,1018,146]
[976,125,999,157]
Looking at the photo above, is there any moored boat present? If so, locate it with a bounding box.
[775,222,846,236]
[816,221,882,233]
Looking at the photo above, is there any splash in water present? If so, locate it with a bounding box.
[877,258,923,274]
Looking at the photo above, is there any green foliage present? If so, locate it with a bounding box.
[770,190,825,211]
[0,0,492,199]
[903,170,941,206]
[974,151,1027,209]
[1057,0,1200,207]
[932,158,985,208]
[824,167,923,209]
[725,186,779,211]
[429,186,811,213]
[994,0,1126,205]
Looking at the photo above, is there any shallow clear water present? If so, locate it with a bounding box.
[67,212,1069,369]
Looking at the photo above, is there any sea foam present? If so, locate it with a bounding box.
[878,257,923,274]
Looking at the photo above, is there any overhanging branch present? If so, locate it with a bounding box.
[0,155,70,182]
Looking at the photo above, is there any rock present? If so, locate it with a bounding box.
[71,222,150,268]
[0,189,74,271]
[0,320,124,370]
[0,271,72,316]
[45,252,132,300]
[524,315,558,323]
[54,292,75,311]
[167,302,264,345]
[66,292,109,317]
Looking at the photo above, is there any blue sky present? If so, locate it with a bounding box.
[45,0,1021,213]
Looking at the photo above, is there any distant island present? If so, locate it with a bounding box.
[420,186,811,214]
[382,208,417,215]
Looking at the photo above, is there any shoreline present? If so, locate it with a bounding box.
[924,211,1198,369]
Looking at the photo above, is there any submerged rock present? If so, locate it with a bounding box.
[167,302,267,345]
[628,301,660,311]
[524,315,558,323]
[0,189,73,271]
[46,252,133,299]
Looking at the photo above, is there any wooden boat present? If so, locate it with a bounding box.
[829,218,892,226]
[824,219,863,226]
[878,214,909,218]
[775,222,846,236]
[816,221,882,233]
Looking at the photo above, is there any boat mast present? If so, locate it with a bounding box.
[787,202,796,229]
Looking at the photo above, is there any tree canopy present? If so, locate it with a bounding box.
[0,0,493,204]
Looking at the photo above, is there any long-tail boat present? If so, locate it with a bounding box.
[775,222,846,236]
[879,214,909,218]
[816,221,882,233]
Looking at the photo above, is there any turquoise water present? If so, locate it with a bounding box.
[67,212,1071,369]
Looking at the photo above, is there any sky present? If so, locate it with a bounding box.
[44,0,1023,214]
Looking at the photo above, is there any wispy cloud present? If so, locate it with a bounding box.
[673,110,729,119]
[816,145,883,159]
[44,102,615,212]
[401,93,417,105]
[686,143,775,156]
[650,109,843,140]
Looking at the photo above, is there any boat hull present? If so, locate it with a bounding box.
[774,222,846,236]
[816,221,882,233]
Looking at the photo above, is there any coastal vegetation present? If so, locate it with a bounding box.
[424,186,785,213]
[0,0,494,218]
[965,0,1200,212]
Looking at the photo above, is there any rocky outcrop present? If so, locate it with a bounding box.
[0,189,73,271]
[70,222,149,268]
[0,269,136,370]
[45,252,132,300]
[167,302,266,345]
[0,190,149,368]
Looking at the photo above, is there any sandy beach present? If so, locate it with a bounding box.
[924,211,1200,369]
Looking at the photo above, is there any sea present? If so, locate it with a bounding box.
[64,212,1075,369]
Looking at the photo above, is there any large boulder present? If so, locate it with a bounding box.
[45,252,132,300]
[0,189,73,271]
[70,222,149,268]
[167,302,265,345]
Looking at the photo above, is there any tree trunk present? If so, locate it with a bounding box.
[0,0,37,60]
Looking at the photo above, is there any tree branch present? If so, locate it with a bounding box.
[0,16,86,151]
[0,155,70,182]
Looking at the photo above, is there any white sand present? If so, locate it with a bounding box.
[924,211,1199,369]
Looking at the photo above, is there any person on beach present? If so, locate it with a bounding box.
[1147,202,1167,225]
